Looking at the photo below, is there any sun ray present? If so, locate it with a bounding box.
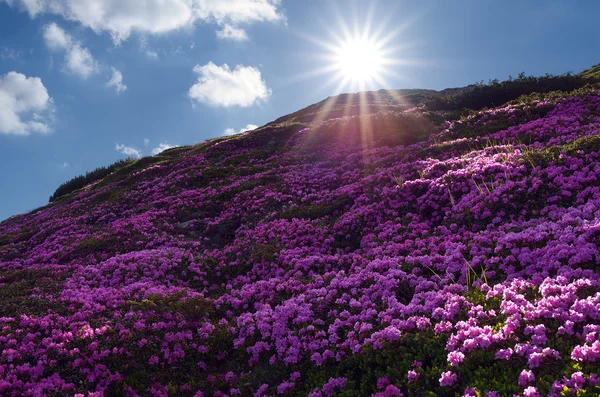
[280,1,437,138]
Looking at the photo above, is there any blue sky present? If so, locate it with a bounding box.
[1,0,599,221]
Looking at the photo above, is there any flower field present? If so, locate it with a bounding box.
[1,84,600,396]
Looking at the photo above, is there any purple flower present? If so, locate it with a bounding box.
[407,370,419,383]
[448,351,465,366]
[377,376,391,389]
[523,386,540,397]
[439,371,457,387]
[518,369,535,387]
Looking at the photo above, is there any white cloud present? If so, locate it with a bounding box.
[189,62,270,107]
[43,23,98,78]
[106,67,127,93]
[223,123,258,136]
[3,0,284,43]
[143,138,150,147]
[43,21,71,49]
[1,0,45,16]
[241,124,258,132]
[139,37,158,59]
[216,24,248,41]
[0,71,52,135]
[151,142,177,155]
[0,46,23,60]
[65,45,97,78]
[193,0,283,25]
[115,143,141,158]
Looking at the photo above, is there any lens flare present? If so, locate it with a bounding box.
[334,37,384,84]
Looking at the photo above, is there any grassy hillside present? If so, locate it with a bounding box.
[1,68,600,396]
[580,64,600,80]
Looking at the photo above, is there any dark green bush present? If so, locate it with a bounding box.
[427,73,600,111]
[49,158,136,202]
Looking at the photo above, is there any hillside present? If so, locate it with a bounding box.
[1,71,600,396]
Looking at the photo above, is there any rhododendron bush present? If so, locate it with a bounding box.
[1,86,600,396]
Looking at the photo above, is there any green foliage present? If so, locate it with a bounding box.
[100,157,171,187]
[68,235,114,261]
[0,268,68,317]
[270,89,441,126]
[522,134,600,168]
[0,226,39,249]
[127,292,213,320]
[300,112,437,150]
[579,64,600,80]
[511,83,600,105]
[427,72,600,112]
[441,104,553,142]
[0,230,18,248]
[280,197,352,220]
[289,331,449,397]
[49,158,136,202]
[88,187,125,206]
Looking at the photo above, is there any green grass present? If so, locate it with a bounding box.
[280,196,353,220]
[579,64,600,80]
[522,134,600,168]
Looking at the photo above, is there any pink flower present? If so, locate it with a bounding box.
[439,371,457,386]
[377,376,391,389]
[407,370,419,383]
[523,386,540,397]
[518,369,535,387]
[322,377,346,397]
[448,351,465,366]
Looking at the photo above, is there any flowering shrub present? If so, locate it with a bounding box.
[1,85,600,396]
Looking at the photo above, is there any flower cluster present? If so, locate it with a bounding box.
[1,88,600,396]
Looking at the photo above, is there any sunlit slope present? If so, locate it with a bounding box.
[1,70,600,396]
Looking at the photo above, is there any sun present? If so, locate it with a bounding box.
[293,2,423,100]
[334,36,384,85]
[303,11,404,93]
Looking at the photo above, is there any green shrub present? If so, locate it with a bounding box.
[427,72,600,111]
[280,197,353,220]
[49,158,136,202]
[522,134,600,168]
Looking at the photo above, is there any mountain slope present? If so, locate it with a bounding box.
[1,73,600,396]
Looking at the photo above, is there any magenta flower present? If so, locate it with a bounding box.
[407,370,419,383]
[439,371,457,386]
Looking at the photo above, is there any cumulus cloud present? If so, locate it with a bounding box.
[215,24,248,41]
[105,67,127,93]
[143,138,150,147]
[189,62,270,107]
[42,22,71,49]
[1,0,45,16]
[43,23,98,78]
[3,0,284,43]
[194,0,283,25]
[64,45,97,78]
[115,143,141,158]
[223,124,258,136]
[0,71,52,135]
[151,142,177,155]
